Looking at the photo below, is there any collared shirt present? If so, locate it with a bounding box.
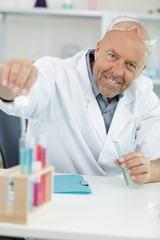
[86,49,123,133]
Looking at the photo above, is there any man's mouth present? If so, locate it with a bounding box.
[108,78,120,84]
[104,75,122,85]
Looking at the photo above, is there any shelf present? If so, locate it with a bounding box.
[0,8,105,19]
[0,8,159,20]
[136,13,160,21]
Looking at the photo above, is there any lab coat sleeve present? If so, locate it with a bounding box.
[0,57,66,121]
[135,78,160,160]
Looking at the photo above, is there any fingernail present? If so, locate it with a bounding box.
[1,79,8,86]
[131,176,135,180]
[13,86,20,94]
[121,163,126,168]
[21,88,28,95]
[119,157,125,162]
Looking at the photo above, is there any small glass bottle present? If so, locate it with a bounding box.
[62,0,73,9]
[88,0,97,10]
[34,0,47,8]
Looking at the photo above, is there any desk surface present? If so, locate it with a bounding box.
[0,174,160,240]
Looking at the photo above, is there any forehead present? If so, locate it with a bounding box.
[101,30,148,63]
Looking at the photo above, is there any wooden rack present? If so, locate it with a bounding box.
[0,165,53,224]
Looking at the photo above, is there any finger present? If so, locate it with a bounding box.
[19,66,37,95]
[8,62,22,90]
[119,151,143,163]
[121,158,148,169]
[127,164,150,175]
[0,65,10,86]
[120,155,150,169]
[130,172,150,184]
[114,159,121,167]
[12,60,33,94]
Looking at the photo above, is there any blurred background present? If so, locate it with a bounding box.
[0,0,160,96]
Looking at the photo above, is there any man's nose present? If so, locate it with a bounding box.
[112,61,124,77]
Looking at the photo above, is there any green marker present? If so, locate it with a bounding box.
[112,136,131,186]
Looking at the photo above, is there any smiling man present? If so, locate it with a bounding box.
[92,30,148,100]
[0,16,160,184]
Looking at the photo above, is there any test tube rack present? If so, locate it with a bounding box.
[0,165,53,224]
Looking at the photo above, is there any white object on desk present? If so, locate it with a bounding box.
[0,174,159,240]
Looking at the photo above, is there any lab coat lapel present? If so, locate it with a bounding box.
[84,91,106,144]
[106,88,135,144]
[77,50,106,143]
[108,88,134,137]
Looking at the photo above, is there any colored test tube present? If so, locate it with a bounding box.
[19,135,27,175]
[40,134,47,203]
[111,135,131,186]
[33,161,41,206]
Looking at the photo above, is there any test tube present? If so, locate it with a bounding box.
[19,133,27,175]
[33,161,41,206]
[14,96,29,175]
[111,135,131,186]
[26,137,35,174]
[39,134,47,203]
[40,134,47,168]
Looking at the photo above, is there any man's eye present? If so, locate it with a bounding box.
[109,53,116,59]
[105,53,117,59]
[127,63,136,71]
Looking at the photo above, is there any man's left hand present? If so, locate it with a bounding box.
[114,152,151,184]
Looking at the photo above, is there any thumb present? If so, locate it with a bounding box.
[114,159,121,166]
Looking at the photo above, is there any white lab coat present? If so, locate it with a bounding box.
[1,50,160,176]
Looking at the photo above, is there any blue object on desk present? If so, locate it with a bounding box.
[54,175,92,194]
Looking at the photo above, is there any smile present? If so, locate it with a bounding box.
[108,78,120,84]
[104,75,122,86]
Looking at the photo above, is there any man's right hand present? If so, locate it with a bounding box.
[0,59,37,101]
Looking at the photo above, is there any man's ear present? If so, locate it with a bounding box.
[94,40,102,61]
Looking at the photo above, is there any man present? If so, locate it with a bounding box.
[0,16,160,184]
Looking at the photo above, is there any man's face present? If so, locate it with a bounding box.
[92,29,148,101]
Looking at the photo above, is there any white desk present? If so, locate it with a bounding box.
[0,174,159,240]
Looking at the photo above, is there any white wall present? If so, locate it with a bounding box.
[0,0,160,71]
[1,15,101,60]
